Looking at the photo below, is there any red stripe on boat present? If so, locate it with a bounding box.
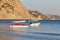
[10,24,26,26]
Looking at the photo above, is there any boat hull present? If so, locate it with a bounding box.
[30,23,40,27]
[10,26,28,28]
[10,24,28,28]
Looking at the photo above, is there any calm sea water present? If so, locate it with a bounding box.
[0,20,60,40]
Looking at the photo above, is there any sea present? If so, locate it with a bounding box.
[0,20,60,40]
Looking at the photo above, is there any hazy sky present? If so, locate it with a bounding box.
[20,0,60,16]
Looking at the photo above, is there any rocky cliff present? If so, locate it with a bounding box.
[0,0,34,19]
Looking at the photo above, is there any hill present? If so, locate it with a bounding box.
[0,0,33,19]
[29,10,60,20]
[0,0,60,20]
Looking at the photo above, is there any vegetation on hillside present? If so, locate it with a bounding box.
[29,10,60,20]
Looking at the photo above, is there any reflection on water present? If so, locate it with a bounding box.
[10,27,26,31]
[0,24,15,40]
[0,24,28,40]
[0,23,60,40]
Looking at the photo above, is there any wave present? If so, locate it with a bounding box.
[5,31,60,40]
[19,31,60,36]
[28,32,60,36]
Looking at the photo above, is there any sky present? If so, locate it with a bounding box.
[20,0,60,16]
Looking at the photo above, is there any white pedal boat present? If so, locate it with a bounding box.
[30,23,40,27]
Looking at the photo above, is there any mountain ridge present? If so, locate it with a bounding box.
[0,0,60,20]
[29,10,60,20]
